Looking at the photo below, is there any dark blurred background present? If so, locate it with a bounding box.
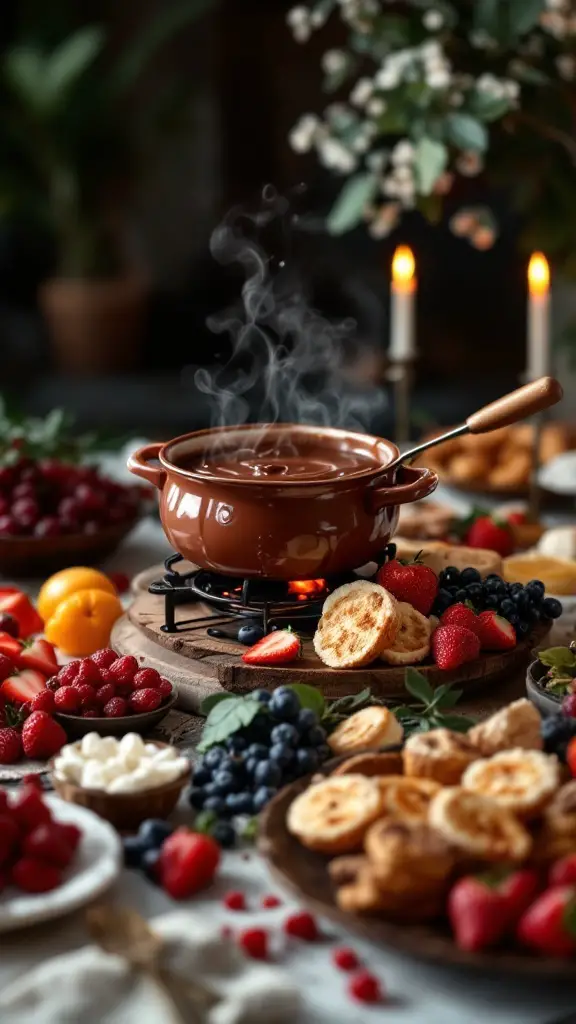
[0,0,525,438]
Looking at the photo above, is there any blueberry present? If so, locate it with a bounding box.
[270,742,293,766]
[508,582,523,596]
[211,821,236,848]
[508,613,520,628]
[459,567,480,586]
[484,594,500,611]
[442,567,461,586]
[269,687,300,721]
[188,787,206,810]
[466,583,483,603]
[297,708,318,732]
[306,725,328,747]
[253,786,277,812]
[212,770,241,795]
[512,590,530,610]
[203,781,222,797]
[193,766,212,787]
[447,585,460,598]
[271,723,299,746]
[434,588,453,611]
[543,597,563,620]
[254,760,282,788]
[225,791,254,814]
[138,819,174,847]
[455,588,468,602]
[247,743,270,761]
[541,713,576,758]
[517,620,531,636]
[527,579,545,601]
[500,598,515,618]
[226,736,248,754]
[253,689,272,704]
[204,746,227,770]
[238,623,266,646]
[204,796,227,815]
[295,748,319,774]
[525,605,540,624]
[484,577,505,595]
[123,836,144,868]
[244,757,259,777]
[141,848,160,883]
[316,743,331,762]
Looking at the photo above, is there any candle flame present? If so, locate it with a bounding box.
[392,246,415,285]
[528,252,549,296]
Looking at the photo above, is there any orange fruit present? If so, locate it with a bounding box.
[44,588,123,656]
[38,567,116,623]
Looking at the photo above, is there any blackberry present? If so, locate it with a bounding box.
[543,597,563,620]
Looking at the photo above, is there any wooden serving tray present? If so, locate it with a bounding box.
[258,768,574,980]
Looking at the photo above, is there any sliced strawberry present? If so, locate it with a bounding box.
[16,638,59,676]
[242,629,301,666]
[476,610,516,651]
[1,669,47,705]
[0,592,42,639]
[0,631,23,662]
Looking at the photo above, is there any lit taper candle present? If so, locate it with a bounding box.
[527,252,550,381]
[389,245,416,362]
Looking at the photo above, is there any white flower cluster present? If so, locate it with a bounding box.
[374,39,452,91]
[477,72,520,104]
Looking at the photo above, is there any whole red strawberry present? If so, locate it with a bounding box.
[90,648,117,670]
[108,655,139,685]
[464,516,514,557]
[440,603,479,634]
[21,711,67,759]
[103,696,127,718]
[377,556,438,615]
[158,828,220,899]
[0,726,21,764]
[476,610,516,651]
[11,857,62,893]
[432,624,480,670]
[517,885,576,957]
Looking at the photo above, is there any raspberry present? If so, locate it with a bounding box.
[73,684,96,708]
[223,890,246,911]
[54,686,81,713]
[158,678,173,699]
[221,925,233,940]
[238,927,268,960]
[108,656,139,685]
[95,683,115,708]
[90,648,117,670]
[115,684,133,699]
[130,688,161,713]
[132,667,161,690]
[75,660,101,687]
[31,690,55,713]
[283,911,319,941]
[261,894,281,909]
[98,668,114,685]
[103,697,127,718]
[332,947,360,971]
[46,675,61,692]
[348,971,382,1004]
[57,661,82,686]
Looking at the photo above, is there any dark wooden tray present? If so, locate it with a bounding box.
[258,769,576,980]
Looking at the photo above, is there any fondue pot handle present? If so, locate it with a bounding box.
[367,466,438,513]
[127,443,166,489]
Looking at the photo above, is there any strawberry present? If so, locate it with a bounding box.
[103,696,127,717]
[130,688,162,713]
[348,971,382,1005]
[1,669,46,705]
[30,689,55,713]
[11,785,52,832]
[0,590,43,639]
[133,667,161,690]
[0,653,15,682]
[517,886,576,957]
[21,710,67,759]
[54,686,81,713]
[242,628,301,666]
[0,631,24,662]
[73,683,97,708]
[11,857,62,893]
[377,556,438,615]
[108,655,139,685]
[0,727,21,764]
[439,603,479,634]
[550,855,576,887]
[90,648,117,670]
[283,911,319,941]
[432,624,480,670]
[476,610,516,651]
[448,875,508,952]
[58,823,82,853]
[0,814,19,866]
[238,928,268,960]
[464,516,514,557]
[23,822,75,868]
[506,511,528,526]
[158,828,220,899]
[16,638,58,677]
[497,868,540,920]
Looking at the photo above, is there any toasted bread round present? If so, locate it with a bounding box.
[376,775,441,826]
[462,748,560,819]
[380,602,431,666]
[286,774,384,854]
[327,706,403,756]
[330,751,404,778]
[313,581,400,668]
[364,819,455,892]
[403,728,478,786]
[429,786,532,863]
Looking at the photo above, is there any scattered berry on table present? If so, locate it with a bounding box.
[238,927,268,960]
[283,911,319,941]
[348,970,383,1004]
[242,633,301,668]
[158,829,220,899]
[211,821,236,848]
[237,623,266,646]
[262,894,281,909]
[141,848,160,883]
[138,818,174,848]
[332,947,360,971]
[223,890,246,911]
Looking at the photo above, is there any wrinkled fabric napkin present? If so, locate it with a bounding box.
[0,911,301,1024]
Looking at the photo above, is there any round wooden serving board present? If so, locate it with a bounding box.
[259,774,574,981]
[115,563,548,707]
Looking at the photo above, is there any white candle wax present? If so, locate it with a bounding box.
[389,246,416,362]
[527,252,550,381]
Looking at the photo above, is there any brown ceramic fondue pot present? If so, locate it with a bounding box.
[127,377,563,580]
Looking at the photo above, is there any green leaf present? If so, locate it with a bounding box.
[194,810,218,834]
[470,93,511,123]
[326,173,378,236]
[197,696,261,752]
[435,713,477,732]
[404,667,434,705]
[538,647,576,671]
[414,136,447,196]
[286,684,325,717]
[44,27,104,108]
[509,0,544,36]
[513,64,549,86]
[327,688,372,716]
[241,816,260,841]
[446,113,488,153]
[392,706,420,720]
[199,692,235,716]
[4,48,47,111]
[473,0,500,36]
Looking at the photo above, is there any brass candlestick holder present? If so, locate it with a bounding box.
[387,359,415,448]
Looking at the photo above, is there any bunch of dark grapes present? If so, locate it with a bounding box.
[188,687,331,847]
[431,567,562,637]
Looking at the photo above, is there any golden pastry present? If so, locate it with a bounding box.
[330,853,444,922]
[286,774,384,854]
[467,699,543,756]
[364,819,455,893]
[327,706,403,756]
[462,748,560,819]
[330,751,404,777]
[380,602,431,666]
[313,581,401,668]
[393,540,502,579]
[531,781,576,863]
[488,451,532,490]
[376,775,441,826]
[403,728,478,786]
[429,786,532,862]
[448,453,491,485]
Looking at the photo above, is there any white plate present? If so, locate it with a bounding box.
[0,794,122,933]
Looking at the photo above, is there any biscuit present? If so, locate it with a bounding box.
[403,728,478,785]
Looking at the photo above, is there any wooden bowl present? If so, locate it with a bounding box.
[0,516,142,577]
[54,693,177,740]
[49,740,191,831]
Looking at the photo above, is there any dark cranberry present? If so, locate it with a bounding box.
[83,521,100,535]
[11,482,36,502]
[0,514,19,536]
[0,612,19,637]
[75,465,100,484]
[0,497,8,517]
[74,483,106,514]
[39,459,72,486]
[0,466,14,491]
[12,498,39,530]
[34,516,62,538]
[58,496,81,520]
[58,515,81,534]
[19,466,39,484]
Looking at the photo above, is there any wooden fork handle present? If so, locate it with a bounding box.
[466,376,563,434]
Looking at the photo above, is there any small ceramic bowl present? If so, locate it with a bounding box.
[54,692,177,740]
[0,515,142,577]
[49,740,191,831]
[526,658,562,717]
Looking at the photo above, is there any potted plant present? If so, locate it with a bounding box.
[0,1,215,374]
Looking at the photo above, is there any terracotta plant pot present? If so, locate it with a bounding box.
[128,424,438,579]
[39,276,147,374]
